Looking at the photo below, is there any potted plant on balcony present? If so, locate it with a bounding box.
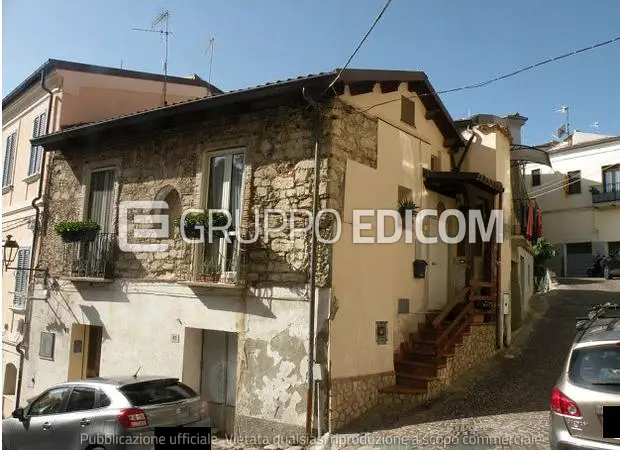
[201,258,221,283]
[54,220,100,243]
[174,210,230,239]
[397,198,419,223]
[173,212,209,238]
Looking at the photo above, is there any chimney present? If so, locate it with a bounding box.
[503,113,528,145]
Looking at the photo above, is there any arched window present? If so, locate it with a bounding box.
[3,363,17,395]
[155,185,182,237]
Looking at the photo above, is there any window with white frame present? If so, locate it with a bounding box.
[203,150,245,274]
[12,248,31,309]
[3,132,17,188]
[28,112,47,176]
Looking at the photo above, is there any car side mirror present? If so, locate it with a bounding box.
[11,408,26,421]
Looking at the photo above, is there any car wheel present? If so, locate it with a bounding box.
[604,265,612,280]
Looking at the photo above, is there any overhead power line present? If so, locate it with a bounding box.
[361,34,620,112]
[321,0,394,98]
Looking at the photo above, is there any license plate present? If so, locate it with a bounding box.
[176,405,189,418]
[603,406,620,438]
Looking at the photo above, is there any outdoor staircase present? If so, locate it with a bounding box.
[381,280,497,396]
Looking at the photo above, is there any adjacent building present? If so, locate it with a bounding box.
[2,58,220,417]
[26,69,522,438]
[525,131,620,277]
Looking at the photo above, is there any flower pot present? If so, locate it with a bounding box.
[79,229,99,242]
[61,231,81,243]
[61,229,98,243]
[200,274,220,283]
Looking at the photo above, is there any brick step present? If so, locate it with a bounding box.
[394,360,442,378]
[470,295,496,302]
[408,338,439,355]
[395,373,436,390]
[412,322,471,344]
[397,353,448,366]
[379,385,426,396]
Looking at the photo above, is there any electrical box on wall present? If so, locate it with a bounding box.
[413,259,428,278]
[171,334,180,344]
[313,363,323,381]
[503,293,511,313]
[376,321,388,345]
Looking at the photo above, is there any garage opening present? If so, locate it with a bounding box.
[566,242,593,277]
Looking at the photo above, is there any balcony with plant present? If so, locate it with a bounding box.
[174,210,245,287]
[55,221,116,281]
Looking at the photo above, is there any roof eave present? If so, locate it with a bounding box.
[2,59,223,109]
[32,68,464,149]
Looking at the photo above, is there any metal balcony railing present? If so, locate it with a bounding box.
[62,233,116,279]
[591,183,620,204]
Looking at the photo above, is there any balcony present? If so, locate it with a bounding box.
[61,233,116,282]
[591,183,620,205]
[178,233,246,292]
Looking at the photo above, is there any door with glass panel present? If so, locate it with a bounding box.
[603,165,620,193]
[77,168,115,278]
[204,151,245,282]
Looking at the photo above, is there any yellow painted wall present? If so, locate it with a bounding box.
[330,83,457,379]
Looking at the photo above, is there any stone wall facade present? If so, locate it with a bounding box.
[33,97,382,440]
[33,102,341,440]
[330,371,395,431]
[40,104,332,286]
[379,324,497,410]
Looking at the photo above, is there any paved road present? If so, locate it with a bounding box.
[332,278,620,449]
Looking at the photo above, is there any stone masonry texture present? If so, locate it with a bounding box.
[36,97,380,440]
[40,100,378,288]
[330,372,395,432]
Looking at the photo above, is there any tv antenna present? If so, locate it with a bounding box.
[205,37,215,84]
[132,10,172,106]
[555,105,570,139]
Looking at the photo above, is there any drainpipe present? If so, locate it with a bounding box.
[496,191,504,350]
[15,69,54,408]
[302,87,321,439]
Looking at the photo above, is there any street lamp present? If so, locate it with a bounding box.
[3,235,19,272]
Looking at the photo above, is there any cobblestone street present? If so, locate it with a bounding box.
[212,278,620,450]
[332,278,620,449]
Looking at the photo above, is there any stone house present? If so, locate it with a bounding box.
[2,58,220,417]
[28,69,516,438]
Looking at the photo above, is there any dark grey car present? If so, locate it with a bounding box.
[2,376,210,450]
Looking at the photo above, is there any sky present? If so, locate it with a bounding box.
[3,0,620,145]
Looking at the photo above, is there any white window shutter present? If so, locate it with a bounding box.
[38,112,47,137]
[12,248,31,309]
[28,112,47,176]
[3,133,16,187]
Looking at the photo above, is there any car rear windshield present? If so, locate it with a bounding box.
[569,345,620,388]
[119,379,198,406]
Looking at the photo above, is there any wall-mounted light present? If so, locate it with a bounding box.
[2,234,47,275]
[2,235,19,272]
